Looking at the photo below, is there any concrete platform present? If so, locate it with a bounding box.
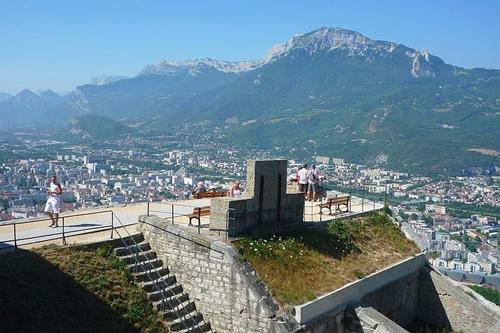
[0,192,384,250]
[303,191,384,223]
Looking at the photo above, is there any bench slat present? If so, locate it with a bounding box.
[188,206,211,225]
[317,196,351,215]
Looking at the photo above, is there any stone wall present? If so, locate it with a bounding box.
[138,215,300,333]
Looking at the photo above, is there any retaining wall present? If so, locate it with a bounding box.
[294,253,426,325]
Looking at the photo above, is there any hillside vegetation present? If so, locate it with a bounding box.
[234,213,420,305]
[467,285,500,306]
[0,245,167,333]
[69,114,132,140]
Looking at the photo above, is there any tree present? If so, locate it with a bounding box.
[423,215,433,227]
[467,244,477,252]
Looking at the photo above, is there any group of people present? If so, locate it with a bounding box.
[191,180,243,198]
[296,164,320,201]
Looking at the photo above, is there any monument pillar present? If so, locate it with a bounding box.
[210,159,304,236]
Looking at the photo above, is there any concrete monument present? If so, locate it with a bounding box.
[210,159,304,236]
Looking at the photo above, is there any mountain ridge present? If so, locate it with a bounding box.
[138,27,459,79]
[0,27,498,174]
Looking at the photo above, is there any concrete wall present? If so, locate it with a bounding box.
[360,270,421,327]
[294,254,426,325]
[344,306,409,333]
[138,215,300,333]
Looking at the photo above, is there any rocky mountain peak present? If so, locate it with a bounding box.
[263,27,401,61]
[139,27,443,80]
[138,57,260,76]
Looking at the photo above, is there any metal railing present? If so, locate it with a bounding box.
[146,201,234,239]
[0,210,135,250]
[112,214,208,332]
[301,183,385,222]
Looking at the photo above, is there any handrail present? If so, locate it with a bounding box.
[112,214,205,332]
[0,222,137,250]
[0,210,113,226]
[146,201,233,239]
[0,210,116,250]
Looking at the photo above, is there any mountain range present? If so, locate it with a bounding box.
[0,27,499,174]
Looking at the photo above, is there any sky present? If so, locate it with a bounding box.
[1,0,499,94]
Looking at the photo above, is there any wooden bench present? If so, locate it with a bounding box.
[188,206,211,225]
[317,195,350,215]
[192,191,227,199]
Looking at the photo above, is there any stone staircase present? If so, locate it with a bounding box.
[114,234,212,333]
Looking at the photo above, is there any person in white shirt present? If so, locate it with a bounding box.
[228,181,243,197]
[45,175,63,228]
[307,164,319,201]
[297,164,309,199]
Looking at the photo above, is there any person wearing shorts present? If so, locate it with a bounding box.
[307,165,319,201]
[45,175,62,228]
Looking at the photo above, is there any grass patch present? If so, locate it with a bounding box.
[0,244,167,333]
[467,285,500,305]
[234,213,419,305]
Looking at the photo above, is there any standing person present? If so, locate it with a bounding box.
[307,165,319,201]
[297,164,308,199]
[45,175,62,227]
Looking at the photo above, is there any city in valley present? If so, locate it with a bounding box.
[1,126,499,282]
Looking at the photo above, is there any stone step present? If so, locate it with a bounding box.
[128,233,145,244]
[127,258,163,273]
[114,241,151,256]
[133,266,169,283]
[141,275,177,292]
[112,235,211,332]
[177,322,212,333]
[153,293,190,311]
[168,312,204,332]
[147,284,183,302]
[117,250,157,265]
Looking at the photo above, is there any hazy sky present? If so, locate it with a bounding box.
[1,0,499,94]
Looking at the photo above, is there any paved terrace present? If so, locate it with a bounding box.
[0,192,382,250]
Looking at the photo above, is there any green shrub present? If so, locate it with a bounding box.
[327,220,355,252]
[367,212,392,225]
[468,285,500,305]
